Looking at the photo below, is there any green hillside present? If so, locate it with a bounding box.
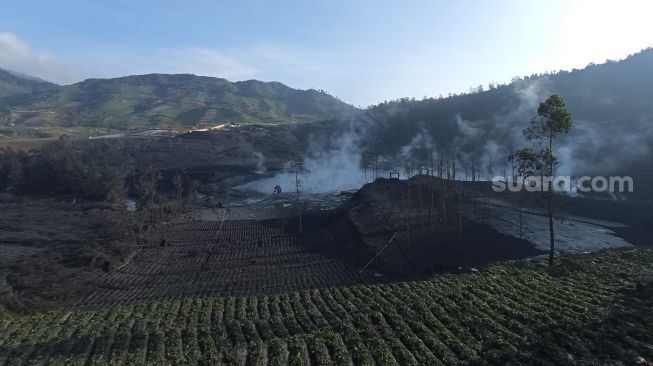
[3,74,358,133]
[0,69,56,111]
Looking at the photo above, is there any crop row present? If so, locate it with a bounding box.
[75,218,385,307]
[0,244,42,263]
[2,249,652,365]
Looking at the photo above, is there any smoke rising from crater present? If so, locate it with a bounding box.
[246,75,653,194]
[241,118,368,193]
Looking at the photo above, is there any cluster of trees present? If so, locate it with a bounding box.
[371,48,652,110]
[355,48,653,160]
[122,165,210,247]
[0,138,125,200]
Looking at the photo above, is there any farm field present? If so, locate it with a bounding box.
[1,248,651,365]
[74,218,390,308]
[3,7,653,366]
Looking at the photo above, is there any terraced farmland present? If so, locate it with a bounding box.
[0,244,42,266]
[75,219,388,308]
[1,249,651,365]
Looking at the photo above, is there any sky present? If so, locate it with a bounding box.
[1,0,652,106]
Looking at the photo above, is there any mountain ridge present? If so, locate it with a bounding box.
[0,72,358,135]
[2,47,652,140]
[356,48,653,166]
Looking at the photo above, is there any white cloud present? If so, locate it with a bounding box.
[0,33,334,93]
[67,43,336,92]
[0,31,355,103]
[158,47,258,80]
[156,44,332,85]
[0,32,82,84]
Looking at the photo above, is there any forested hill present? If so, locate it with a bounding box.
[1,73,358,133]
[356,48,653,177]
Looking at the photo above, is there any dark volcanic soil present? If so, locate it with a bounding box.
[296,209,542,276]
[76,216,393,308]
[290,177,544,277]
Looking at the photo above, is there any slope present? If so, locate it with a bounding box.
[5,73,358,132]
[0,69,56,111]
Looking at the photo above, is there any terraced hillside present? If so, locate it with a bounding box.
[1,249,651,365]
[3,74,358,134]
[77,219,388,308]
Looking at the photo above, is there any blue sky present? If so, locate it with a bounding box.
[1,0,652,106]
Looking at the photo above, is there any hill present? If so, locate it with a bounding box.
[344,48,653,177]
[0,69,56,112]
[322,177,542,275]
[1,73,358,134]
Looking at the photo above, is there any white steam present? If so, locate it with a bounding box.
[243,77,653,195]
[241,121,367,193]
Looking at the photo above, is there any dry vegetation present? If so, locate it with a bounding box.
[0,126,302,311]
[0,199,133,311]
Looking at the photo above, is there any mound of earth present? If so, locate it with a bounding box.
[614,216,653,247]
[316,177,543,276]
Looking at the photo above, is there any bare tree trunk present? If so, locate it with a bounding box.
[519,205,523,239]
[438,153,443,178]
[442,185,447,225]
[488,157,492,181]
[294,163,303,235]
[464,159,468,181]
[547,132,555,267]
[407,178,411,246]
[548,195,555,267]
[452,160,456,180]
[429,181,434,225]
[471,150,476,182]
[458,188,462,245]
